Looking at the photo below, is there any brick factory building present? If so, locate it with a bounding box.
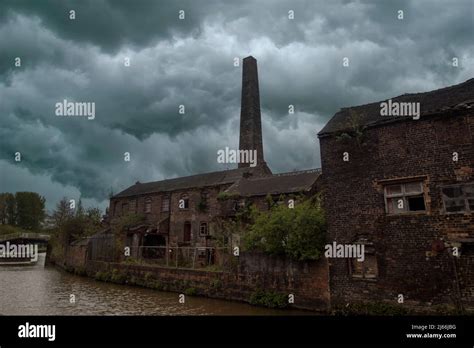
[319,78,474,310]
[108,56,320,259]
[106,56,473,311]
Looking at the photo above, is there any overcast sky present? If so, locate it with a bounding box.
[0,0,473,212]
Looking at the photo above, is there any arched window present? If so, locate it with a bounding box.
[179,194,189,210]
[199,222,208,236]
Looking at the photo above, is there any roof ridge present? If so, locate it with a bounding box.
[338,77,474,113]
[135,166,247,186]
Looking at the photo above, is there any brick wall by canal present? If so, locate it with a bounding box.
[65,250,330,311]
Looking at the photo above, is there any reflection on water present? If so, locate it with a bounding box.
[0,253,311,316]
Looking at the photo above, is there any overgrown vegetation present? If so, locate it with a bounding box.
[217,192,239,201]
[335,111,367,148]
[249,290,288,308]
[243,195,326,261]
[334,302,410,316]
[110,213,146,256]
[47,197,104,262]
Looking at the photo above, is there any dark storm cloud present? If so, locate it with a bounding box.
[0,0,208,52]
[0,0,472,210]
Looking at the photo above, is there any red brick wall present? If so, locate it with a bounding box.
[85,251,330,311]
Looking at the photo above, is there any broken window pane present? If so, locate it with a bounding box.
[464,184,474,197]
[384,181,426,214]
[468,199,474,211]
[442,186,463,198]
[407,195,426,211]
[445,199,465,212]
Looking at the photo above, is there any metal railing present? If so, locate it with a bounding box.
[0,232,51,242]
[123,246,233,270]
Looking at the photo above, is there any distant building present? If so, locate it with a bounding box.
[109,57,320,259]
[318,78,474,309]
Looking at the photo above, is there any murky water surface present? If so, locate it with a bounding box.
[0,253,311,315]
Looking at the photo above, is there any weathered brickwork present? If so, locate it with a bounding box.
[319,110,474,309]
[84,252,330,311]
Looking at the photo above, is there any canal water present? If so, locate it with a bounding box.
[0,253,310,315]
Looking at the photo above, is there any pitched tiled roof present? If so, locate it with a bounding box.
[113,166,270,198]
[318,78,474,136]
[225,169,321,197]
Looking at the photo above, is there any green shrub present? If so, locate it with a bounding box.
[110,269,126,284]
[94,270,110,282]
[249,290,288,308]
[210,279,222,289]
[334,302,410,315]
[217,192,239,201]
[243,196,326,261]
[184,287,197,296]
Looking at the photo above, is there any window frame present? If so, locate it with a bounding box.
[441,183,474,214]
[144,197,152,214]
[179,194,190,210]
[199,222,208,236]
[383,180,426,215]
[121,202,129,215]
[348,241,378,280]
[161,195,170,213]
[129,199,137,213]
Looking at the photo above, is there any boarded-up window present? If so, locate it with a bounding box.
[442,183,474,213]
[350,242,378,279]
[384,181,426,214]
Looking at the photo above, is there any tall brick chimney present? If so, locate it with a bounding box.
[238,56,265,168]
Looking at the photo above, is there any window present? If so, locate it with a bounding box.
[183,222,192,243]
[233,200,246,211]
[199,191,209,211]
[161,196,170,212]
[201,191,209,205]
[121,202,128,215]
[199,222,208,236]
[384,181,426,214]
[350,241,378,279]
[179,194,189,210]
[442,183,474,213]
[129,199,137,213]
[144,197,152,213]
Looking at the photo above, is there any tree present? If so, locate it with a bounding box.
[0,193,8,224]
[243,196,326,261]
[51,197,74,228]
[14,192,46,230]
